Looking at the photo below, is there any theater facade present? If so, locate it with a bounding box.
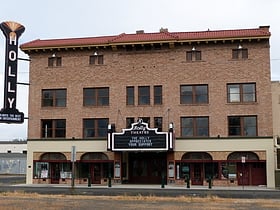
[21,26,275,187]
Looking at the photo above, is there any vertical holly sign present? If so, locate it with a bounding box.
[0,21,25,123]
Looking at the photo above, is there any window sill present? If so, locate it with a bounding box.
[179,103,209,106]
[182,60,205,63]
[226,102,258,105]
[41,106,67,109]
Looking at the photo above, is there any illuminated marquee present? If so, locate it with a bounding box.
[0,21,25,123]
[107,119,174,151]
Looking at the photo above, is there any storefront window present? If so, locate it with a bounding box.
[228,162,237,179]
[60,163,72,179]
[277,149,280,169]
[34,162,49,178]
[221,162,229,179]
[204,163,218,179]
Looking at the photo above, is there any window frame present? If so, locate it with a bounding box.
[227,83,256,103]
[89,54,104,65]
[232,48,248,59]
[126,117,135,128]
[181,117,209,137]
[154,117,163,132]
[41,119,66,138]
[186,50,202,61]
[83,87,109,106]
[154,85,162,105]
[83,118,109,138]
[42,89,67,107]
[48,57,62,67]
[228,116,257,136]
[126,86,135,105]
[180,84,208,104]
[138,86,150,105]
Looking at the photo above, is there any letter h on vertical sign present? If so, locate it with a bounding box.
[0,21,25,123]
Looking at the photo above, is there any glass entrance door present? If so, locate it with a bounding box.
[90,163,101,184]
[51,163,60,184]
[191,163,203,185]
[129,152,167,184]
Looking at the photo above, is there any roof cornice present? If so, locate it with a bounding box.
[20,26,270,53]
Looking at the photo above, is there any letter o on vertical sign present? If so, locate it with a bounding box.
[9,50,17,61]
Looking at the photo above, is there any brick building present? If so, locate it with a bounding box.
[21,26,275,187]
[272,81,280,187]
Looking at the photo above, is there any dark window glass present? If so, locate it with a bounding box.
[140,117,150,126]
[83,87,109,106]
[154,117,163,132]
[154,86,162,105]
[180,85,208,104]
[228,116,257,136]
[48,57,62,67]
[41,119,66,138]
[126,87,134,105]
[138,86,150,105]
[232,48,248,59]
[126,117,134,128]
[186,51,202,61]
[181,117,209,137]
[83,118,109,138]
[42,89,66,107]
[89,55,104,65]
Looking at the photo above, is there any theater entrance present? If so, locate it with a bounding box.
[128,152,167,184]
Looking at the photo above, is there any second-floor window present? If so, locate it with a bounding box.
[83,87,109,106]
[154,117,163,132]
[180,85,208,104]
[227,83,256,103]
[42,89,66,107]
[154,85,162,105]
[83,118,108,138]
[126,86,134,105]
[138,86,150,105]
[228,116,257,136]
[181,117,209,137]
[41,119,66,138]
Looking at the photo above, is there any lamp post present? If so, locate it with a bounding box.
[241,156,246,190]
[71,146,76,188]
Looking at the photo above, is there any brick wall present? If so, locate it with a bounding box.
[27,40,272,139]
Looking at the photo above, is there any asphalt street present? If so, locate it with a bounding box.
[1,175,280,199]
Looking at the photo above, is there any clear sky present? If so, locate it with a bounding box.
[0,0,279,140]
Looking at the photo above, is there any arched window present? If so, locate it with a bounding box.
[40,152,66,160]
[81,152,109,160]
[182,152,212,161]
[227,152,259,161]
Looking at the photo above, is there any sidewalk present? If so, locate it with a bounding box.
[14,183,276,191]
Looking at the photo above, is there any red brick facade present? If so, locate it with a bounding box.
[21,26,275,187]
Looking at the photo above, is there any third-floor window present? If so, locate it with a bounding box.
[126,86,134,105]
[138,86,150,105]
[154,85,162,105]
[42,89,66,107]
[227,83,256,103]
[180,85,208,104]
